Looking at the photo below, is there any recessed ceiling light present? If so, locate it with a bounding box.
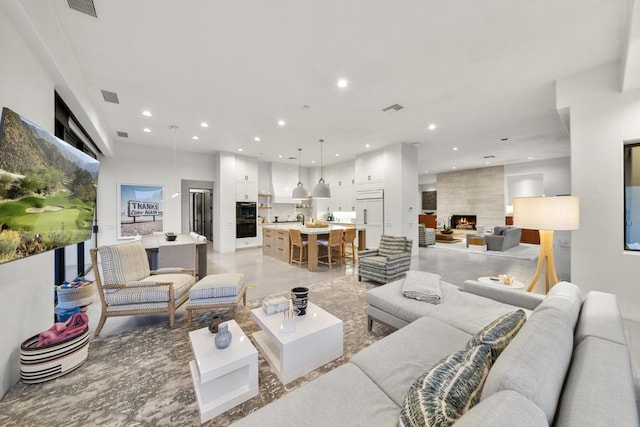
[486,161,491,165]
[428,123,436,130]
[453,147,458,151]
[424,170,429,173]
[528,156,534,160]
[365,144,371,148]
[254,136,261,142]
[200,122,209,128]
[452,166,457,170]
[278,120,285,126]
[337,78,348,88]
[278,154,283,159]
[143,128,151,133]
[238,148,243,152]
[335,153,340,157]
[311,160,316,164]
[192,136,199,140]
[142,110,152,117]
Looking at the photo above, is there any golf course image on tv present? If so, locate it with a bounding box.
[0,107,99,265]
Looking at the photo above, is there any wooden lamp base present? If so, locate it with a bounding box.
[526,230,558,293]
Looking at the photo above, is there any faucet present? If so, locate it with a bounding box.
[296,213,305,225]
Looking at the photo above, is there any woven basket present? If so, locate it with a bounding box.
[56,282,95,309]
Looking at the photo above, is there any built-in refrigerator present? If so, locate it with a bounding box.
[356,189,384,249]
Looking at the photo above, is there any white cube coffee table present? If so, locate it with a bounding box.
[251,302,343,384]
[189,320,258,423]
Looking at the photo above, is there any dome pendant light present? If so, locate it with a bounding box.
[292,148,308,199]
[312,139,331,199]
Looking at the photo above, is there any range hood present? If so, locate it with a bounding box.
[271,162,296,203]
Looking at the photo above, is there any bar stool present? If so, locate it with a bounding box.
[342,227,357,264]
[289,229,308,267]
[318,229,343,269]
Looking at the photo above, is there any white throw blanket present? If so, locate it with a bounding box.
[402,271,443,304]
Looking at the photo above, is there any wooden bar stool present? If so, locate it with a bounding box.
[342,227,357,264]
[289,229,308,267]
[318,229,343,269]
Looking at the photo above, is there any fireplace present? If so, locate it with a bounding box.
[451,214,477,230]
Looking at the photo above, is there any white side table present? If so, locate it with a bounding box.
[477,276,525,290]
[251,302,343,384]
[189,320,258,423]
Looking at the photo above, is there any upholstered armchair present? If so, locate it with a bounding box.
[90,241,197,336]
[485,226,522,251]
[358,235,413,284]
[418,224,436,247]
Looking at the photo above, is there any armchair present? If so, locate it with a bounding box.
[90,241,197,336]
[485,226,522,251]
[358,235,413,284]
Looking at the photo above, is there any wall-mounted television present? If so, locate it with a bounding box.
[0,107,99,265]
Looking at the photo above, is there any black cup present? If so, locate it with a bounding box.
[291,287,309,316]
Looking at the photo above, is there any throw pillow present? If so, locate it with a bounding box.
[402,271,442,304]
[399,344,492,427]
[466,309,527,363]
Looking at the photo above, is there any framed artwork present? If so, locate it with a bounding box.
[117,184,164,239]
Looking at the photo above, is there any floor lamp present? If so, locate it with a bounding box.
[513,196,579,293]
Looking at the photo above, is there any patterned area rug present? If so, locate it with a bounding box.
[0,275,394,426]
[431,241,539,261]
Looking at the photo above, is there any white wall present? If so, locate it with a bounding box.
[96,142,216,246]
[215,152,237,253]
[0,8,57,397]
[557,62,640,321]
[504,157,571,201]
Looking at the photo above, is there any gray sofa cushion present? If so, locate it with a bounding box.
[481,308,574,424]
[352,316,471,406]
[532,281,582,330]
[367,280,526,335]
[553,336,639,427]
[231,363,400,427]
[574,291,627,346]
[399,344,492,427]
[455,390,548,427]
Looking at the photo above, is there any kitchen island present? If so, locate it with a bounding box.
[262,224,365,272]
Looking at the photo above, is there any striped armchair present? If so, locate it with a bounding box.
[358,235,413,284]
[90,241,196,336]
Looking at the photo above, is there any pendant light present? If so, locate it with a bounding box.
[292,148,309,199]
[312,139,331,199]
[170,125,180,198]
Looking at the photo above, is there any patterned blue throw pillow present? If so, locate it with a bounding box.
[466,309,527,363]
[399,344,492,427]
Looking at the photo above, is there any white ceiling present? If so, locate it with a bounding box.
[37,0,628,174]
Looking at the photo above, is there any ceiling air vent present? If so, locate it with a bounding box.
[67,0,97,18]
[382,104,404,112]
[483,155,495,159]
[101,90,119,104]
[117,131,128,138]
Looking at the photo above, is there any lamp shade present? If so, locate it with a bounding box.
[292,182,308,199]
[513,196,579,230]
[312,178,331,199]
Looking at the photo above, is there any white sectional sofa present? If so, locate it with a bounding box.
[233,279,638,426]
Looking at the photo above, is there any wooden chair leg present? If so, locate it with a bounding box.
[94,314,107,337]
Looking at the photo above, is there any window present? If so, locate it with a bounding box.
[624,142,640,250]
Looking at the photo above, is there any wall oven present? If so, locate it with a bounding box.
[236,202,257,238]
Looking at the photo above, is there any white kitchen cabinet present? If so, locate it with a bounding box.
[356,151,384,185]
[236,156,258,201]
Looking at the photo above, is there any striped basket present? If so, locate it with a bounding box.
[56,282,95,309]
[20,327,90,384]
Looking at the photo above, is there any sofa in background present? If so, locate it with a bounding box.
[233,278,638,426]
[485,225,522,251]
[358,235,413,284]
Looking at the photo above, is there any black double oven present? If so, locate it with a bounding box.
[236,202,257,238]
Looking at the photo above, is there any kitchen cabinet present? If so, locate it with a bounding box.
[236,156,258,201]
[262,228,274,256]
[273,230,290,261]
[355,151,384,186]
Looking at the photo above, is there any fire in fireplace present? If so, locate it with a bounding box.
[451,215,477,230]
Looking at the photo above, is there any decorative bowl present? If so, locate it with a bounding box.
[165,232,177,241]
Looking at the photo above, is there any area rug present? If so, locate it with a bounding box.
[429,241,539,261]
[0,275,394,427]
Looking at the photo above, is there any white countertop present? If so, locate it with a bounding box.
[262,223,364,232]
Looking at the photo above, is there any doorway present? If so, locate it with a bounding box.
[189,188,213,241]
